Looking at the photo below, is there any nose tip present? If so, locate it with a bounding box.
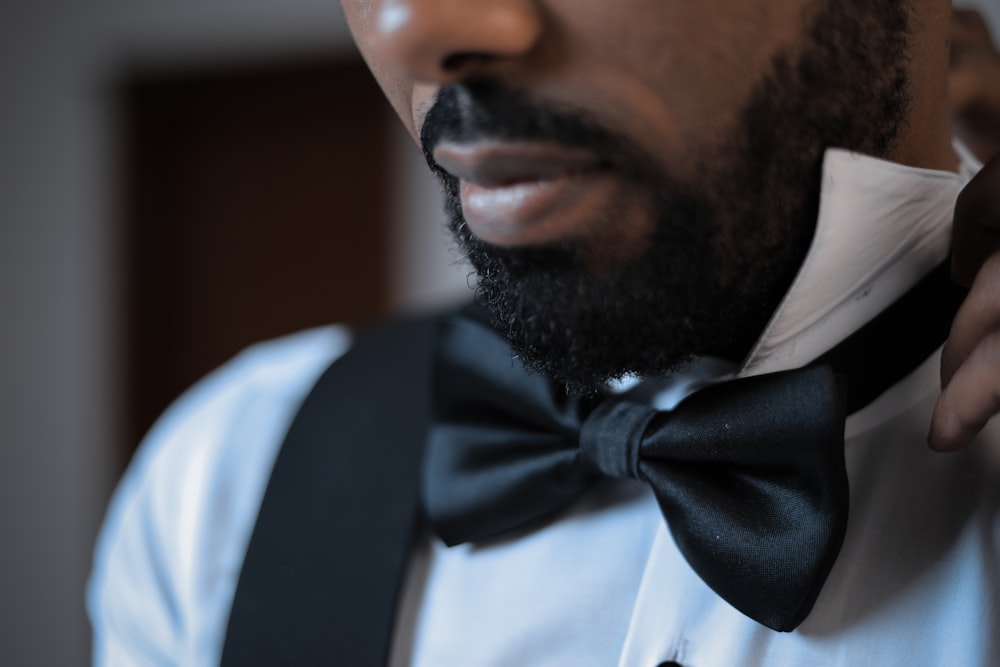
[370,0,543,84]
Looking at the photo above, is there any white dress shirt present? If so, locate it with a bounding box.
[89,146,999,666]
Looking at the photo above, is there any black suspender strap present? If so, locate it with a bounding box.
[220,313,440,666]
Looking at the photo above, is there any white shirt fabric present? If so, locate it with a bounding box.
[88,146,1000,667]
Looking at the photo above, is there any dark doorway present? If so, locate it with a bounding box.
[118,56,393,457]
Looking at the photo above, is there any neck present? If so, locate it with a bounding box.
[891,0,958,172]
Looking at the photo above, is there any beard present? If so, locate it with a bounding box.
[421,0,911,396]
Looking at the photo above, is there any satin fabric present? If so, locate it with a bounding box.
[423,255,965,632]
[425,311,848,631]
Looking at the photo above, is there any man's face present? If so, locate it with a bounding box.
[341,0,911,394]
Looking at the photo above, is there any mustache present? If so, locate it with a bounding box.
[419,79,647,182]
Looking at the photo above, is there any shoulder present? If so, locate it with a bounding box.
[131,325,353,485]
[88,325,351,666]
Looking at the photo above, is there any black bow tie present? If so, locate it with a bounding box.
[422,261,966,632]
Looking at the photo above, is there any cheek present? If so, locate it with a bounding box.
[341,0,421,142]
[372,66,420,142]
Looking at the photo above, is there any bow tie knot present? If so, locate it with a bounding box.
[579,400,653,480]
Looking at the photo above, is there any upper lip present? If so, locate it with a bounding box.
[432,141,603,187]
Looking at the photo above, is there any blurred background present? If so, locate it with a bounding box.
[1,2,466,665]
[1,1,998,665]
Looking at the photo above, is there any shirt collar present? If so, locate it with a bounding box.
[739,145,978,378]
[642,144,979,410]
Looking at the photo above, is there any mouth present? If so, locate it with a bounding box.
[432,141,620,246]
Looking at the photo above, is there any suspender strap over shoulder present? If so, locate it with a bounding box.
[221,313,440,666]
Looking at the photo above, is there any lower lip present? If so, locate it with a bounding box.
[460,171,619,246]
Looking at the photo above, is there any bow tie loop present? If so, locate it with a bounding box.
[575,368,849,631]
[637,367,849,631]
[425,318,602,547]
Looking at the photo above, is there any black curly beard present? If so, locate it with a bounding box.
[421,0,910,396]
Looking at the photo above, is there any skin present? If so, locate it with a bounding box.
[405,0,922,392]
[932,9,1000,451]
[343,0,956,177]
[347,0,816,266]
[341,0,1000,448]
[934,154,1000,451]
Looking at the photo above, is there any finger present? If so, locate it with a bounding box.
[942,251,1000,388]
[950,155,1000,287]
[930,330,1000,451]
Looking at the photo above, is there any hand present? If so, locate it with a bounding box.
[929,155,1000,451]
[949,8,1000,164]
[926,10,1000,452]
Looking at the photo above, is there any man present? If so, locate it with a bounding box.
[90,1,1000,665]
